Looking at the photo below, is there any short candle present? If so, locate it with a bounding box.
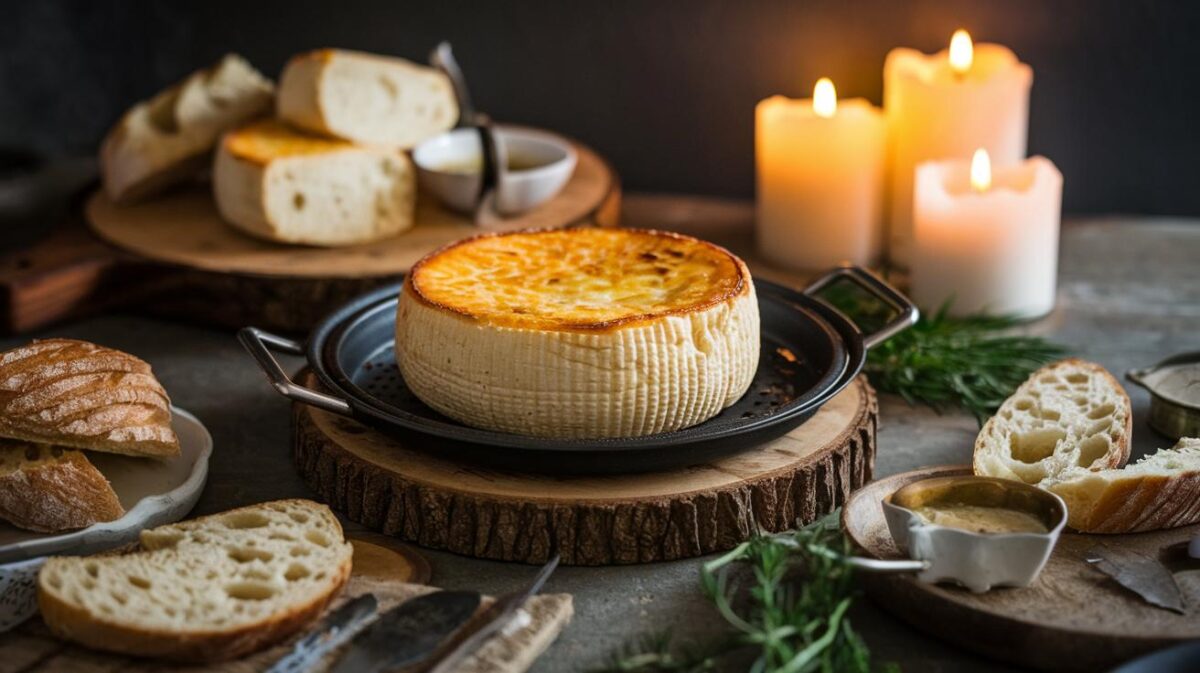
[885,30,1033,268]
[756,78,885,271]
[910,150,1063,319]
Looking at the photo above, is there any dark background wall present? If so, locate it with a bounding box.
[2,0,1197,215]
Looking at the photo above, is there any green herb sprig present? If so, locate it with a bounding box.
[595,513,896,673]
[820,285,1066,423]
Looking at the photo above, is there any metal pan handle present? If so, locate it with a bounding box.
[803,265,919,349]
[237,327,353,416]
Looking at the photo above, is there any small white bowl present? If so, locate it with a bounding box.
[412,126,577,216]
[882,475,1067,593]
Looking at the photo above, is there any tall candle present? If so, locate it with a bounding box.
[756,78,885,270]
[885,30,1033,268]
[910,150,1062,318]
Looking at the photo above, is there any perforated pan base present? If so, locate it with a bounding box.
[308,280,865,474]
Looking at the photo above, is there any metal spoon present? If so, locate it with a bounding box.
[429,41,477,128]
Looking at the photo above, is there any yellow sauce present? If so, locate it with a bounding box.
[434,154,549,175]
[914,504,1048,535]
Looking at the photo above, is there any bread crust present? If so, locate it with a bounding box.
[0,339,179,457]
[406,228,752,333]
[0,442,123,532]
[37,499,353,663]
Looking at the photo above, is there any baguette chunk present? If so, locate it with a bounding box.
[278,49,458,148]
[214,119,416,246]
[101,54,274,204]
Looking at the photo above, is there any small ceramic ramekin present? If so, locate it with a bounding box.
[882,475,1067,593]
[412,126,577,216]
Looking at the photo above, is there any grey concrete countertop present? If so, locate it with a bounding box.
[8,196,1197,672]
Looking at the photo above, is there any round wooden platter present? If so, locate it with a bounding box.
[293,371,878,566]
[77,133,618,332]
[843,465,1200,672]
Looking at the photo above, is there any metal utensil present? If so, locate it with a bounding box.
[265,594,378,673]
[329,590,482,673]
[1087,544,1186,614]
[429,41,476,127]
[426,555,560,673]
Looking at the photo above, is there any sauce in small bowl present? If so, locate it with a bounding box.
[883,475,1067,592]
[412,126,577,215]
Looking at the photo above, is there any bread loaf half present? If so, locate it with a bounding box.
[213,119,416,246]
[973,359,1131,485]
[1045,438,1200,533]
[278,49,458,148]
[0,440,124,533]
[0,339,179,458]
[101,53,274,204]
[38,499,353,662]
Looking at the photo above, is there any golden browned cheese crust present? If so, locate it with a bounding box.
[407,228,751,332]
[223,119,353,165]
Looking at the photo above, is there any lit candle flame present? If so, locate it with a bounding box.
[970,148,992,192]
[813,77,837,118]
[949,29,974,74]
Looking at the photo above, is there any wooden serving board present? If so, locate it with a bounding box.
[842,465,1200,672]
[0,133,618,334]
[0,534,574,673]
[293,371,878,566]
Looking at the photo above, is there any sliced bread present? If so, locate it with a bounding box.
[973,359,1131,485]
[1045,438,1200,533]
[101,53,274,204]
[38,499,353,662]
[213,119,416,246]
[0,440,123,532]
[278,48,458,148]
[0,339,179,458]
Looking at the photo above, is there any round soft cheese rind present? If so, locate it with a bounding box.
[395,228,760,439]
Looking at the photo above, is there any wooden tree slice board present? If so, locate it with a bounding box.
[843,465,1200,672]
[0,133,617,334]
[1,533,573,673]
[85,136,618,278]
[293,371,877,566]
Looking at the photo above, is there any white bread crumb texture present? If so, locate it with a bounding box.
[40,500,351,632]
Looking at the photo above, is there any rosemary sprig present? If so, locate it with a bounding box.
[820,285,1066,423]
[595,513,896,673]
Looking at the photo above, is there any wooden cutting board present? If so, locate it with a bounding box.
[842,465,1200,672]
[0,131,618,334]
[294,371,878,566]
[0,534,573,673]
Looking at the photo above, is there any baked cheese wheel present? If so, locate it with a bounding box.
[395,228,760,439]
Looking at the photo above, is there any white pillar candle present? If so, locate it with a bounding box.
[756,78,886,270]
[911,150,1062,319]
[885,30,1033,268]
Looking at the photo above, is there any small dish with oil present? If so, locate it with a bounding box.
[880,475,1067,592]
[412,125,576,216]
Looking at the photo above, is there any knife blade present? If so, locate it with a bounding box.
[265,594,378,673]
[1086,544,1186,614]
[329,590,482,673]
[427,554,560,673]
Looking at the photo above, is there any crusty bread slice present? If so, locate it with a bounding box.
[973,359,1131,485]
[213,119,416,246]
[0,339,179,458]
[0,440,123,532]
[278,48,458,149]
[101,53,274,204]
[38,499,353,662]
[1046,438,1200,533]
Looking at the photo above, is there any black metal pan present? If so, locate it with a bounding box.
[241,266,916,474]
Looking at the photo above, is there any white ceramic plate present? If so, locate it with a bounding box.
[0,407,211,564]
